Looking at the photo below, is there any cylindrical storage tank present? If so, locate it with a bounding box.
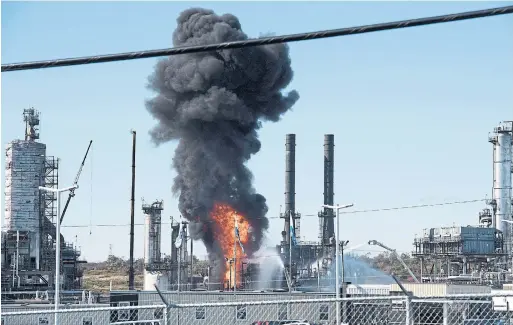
[143,271,169,291]
[144,271,157,290]
[4,140,46,232]
[492,123,513,254]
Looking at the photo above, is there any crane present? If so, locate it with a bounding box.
[368,239,420,283]
[59,140,93,224]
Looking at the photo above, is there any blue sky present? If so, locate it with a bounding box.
[1,1,512,263]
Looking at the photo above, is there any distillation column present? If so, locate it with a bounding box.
[4,109,46,277]
[142,200,167,290]
[490,122,513,257]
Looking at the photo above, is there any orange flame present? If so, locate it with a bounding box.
[210,203,249,289]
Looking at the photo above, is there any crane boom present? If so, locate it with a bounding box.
[368,239,420,283]
[59,140,93,224]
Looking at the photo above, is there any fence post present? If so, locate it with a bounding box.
[442,302,449,325]
[163,306,169,325]
[405,296,413,325]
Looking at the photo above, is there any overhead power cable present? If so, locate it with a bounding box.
[338,198,489,215]
[2,5,512,72]
[2,196,491,230]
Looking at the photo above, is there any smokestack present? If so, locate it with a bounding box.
[323,134,335,241]
[284,134,296,243]
[144,8,299,282]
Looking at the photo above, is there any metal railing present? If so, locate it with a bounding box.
[3,293,513,325]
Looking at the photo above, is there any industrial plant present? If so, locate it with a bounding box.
[1,108,87,295]
[413,121,513,286]
[1,109,512,308]
[137,120,513,292]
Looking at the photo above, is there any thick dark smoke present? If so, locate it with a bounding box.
[146,8,299,282]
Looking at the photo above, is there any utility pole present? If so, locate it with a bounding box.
[322,203,354,325]
[39,184,78,325]
[128,130,136,290]
[177,237,181,292]
[190,238,194,286]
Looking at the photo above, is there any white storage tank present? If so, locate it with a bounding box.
[143,271,169,291]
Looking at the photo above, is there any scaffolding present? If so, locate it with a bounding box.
[40,156,59,273]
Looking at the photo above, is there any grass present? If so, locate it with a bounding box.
[82,269,144,292]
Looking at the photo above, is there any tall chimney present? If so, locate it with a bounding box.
[323,134,335,242]
[284,134,296,243]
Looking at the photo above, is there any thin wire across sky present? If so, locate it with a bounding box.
[0,196,492,230]
[2,5,512,72]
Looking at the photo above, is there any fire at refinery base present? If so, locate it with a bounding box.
[210,203,250,288]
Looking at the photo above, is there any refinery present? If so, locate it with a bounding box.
[1,107,512,304]
[1,5,512,325]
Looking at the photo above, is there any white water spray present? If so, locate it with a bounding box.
[254,247,285,290]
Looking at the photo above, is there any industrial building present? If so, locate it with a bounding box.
[1,108,86,294]
[413,121,513,286]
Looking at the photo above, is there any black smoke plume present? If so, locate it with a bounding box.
[146,8,299,282]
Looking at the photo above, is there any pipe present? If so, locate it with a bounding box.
[233,216,237,293]
[190,236,194,287]
[177,242,181,292]
[128,130,136,290]
[16,231,20,287]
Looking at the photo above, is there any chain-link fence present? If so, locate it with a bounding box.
[1,304,167,325]
[3,294,513,325]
